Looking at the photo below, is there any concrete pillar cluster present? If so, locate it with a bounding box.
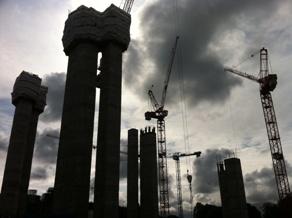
[0,71,47,218]
[53,4,130,218]
[127,129,139,218]
[140,127,159,218]
[217,157,248,218]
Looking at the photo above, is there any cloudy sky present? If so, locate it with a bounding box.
[1,0,292,216]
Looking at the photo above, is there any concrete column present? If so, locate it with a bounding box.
[53,42,98,218]
[94,42,123,218]
[217,157,248,218]
[140,127,158,218]
[0,72,47,218]
[127,129,139,218]
[56,4,130,218]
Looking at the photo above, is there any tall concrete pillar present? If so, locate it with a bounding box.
[127,128,139,218]
[140,127,159,218]
[0,72,47,218]
[53,42,98,217]
[93,5,131,218]
[53,4,130,218]
[217,157,248,218]
[94,42,123,218]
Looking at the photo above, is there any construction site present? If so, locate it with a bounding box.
[0,0,292,218]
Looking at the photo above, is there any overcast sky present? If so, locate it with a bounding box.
[1,0,292,217]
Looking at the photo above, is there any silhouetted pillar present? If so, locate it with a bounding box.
[93,5,131,218]
[53,42,98,218]
[140,127,158,218]
[94,42,123,218]
[217,157,248,218]
[0,72,47,218]
[127,128,139,218]
[53,4,130,218]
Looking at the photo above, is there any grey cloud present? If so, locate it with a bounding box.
[193,148,233,195]
[41,72,66,122]
[245,167,278,203]
[30,166,48,180]
[124,0,283,107]
[34,128,59,164]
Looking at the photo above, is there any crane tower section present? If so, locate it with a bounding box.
[145,36,179,217]
[259,48,290,199]
[224,48,290,200]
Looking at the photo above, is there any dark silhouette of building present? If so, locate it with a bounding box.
[193,203,222,218]
[52,4,130,218]
[140,127,159,218]
[0,72,47,218]
[127,129,139,218]
[217,157,248,218]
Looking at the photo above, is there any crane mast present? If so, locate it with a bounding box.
[259,49,290,200]
[169,151,201,218]
[224,48,290,200]
[145,36,179,217]
[122,0,134,13]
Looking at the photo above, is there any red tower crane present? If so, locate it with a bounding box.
[224,48,290,200]
[168,151,201,218]
[145,36,179,217]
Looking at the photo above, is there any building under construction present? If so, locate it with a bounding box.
[1,1,292,218]
[217,157,248,218]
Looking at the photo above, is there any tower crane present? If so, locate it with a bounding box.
[168,151,201,218]
[145,36,179,217]
[224,48,290,200]
[121,0,135,13]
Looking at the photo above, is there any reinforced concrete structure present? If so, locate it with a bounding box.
[217,157,248,218]
[140,127,159,218]
[53,4,130,218]
[127,128,139,218]
[0,72,47,218]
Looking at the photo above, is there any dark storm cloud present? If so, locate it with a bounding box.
[34,128,59,164]
[31,166,48,180]
[124,0,281,106]
[193,148,233,194]
[41,73,66,122]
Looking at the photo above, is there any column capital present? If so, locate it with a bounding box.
[62,4,131,55]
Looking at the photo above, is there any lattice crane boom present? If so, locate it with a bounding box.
[144,36,179,217]
[224,48,290,200]
[161,36,179,108]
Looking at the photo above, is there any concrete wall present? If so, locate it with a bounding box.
[127,128,139,218]
[140,127,158,218]
[217,157,248,218]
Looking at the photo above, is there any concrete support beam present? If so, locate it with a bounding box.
[127,128,139,218]
[0,72,47,218]
[94,42,123,218]
[217,157,248,218]
[140,127,159,218]
[53,42,98,218]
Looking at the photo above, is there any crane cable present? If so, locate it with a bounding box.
[173,0,191,175]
